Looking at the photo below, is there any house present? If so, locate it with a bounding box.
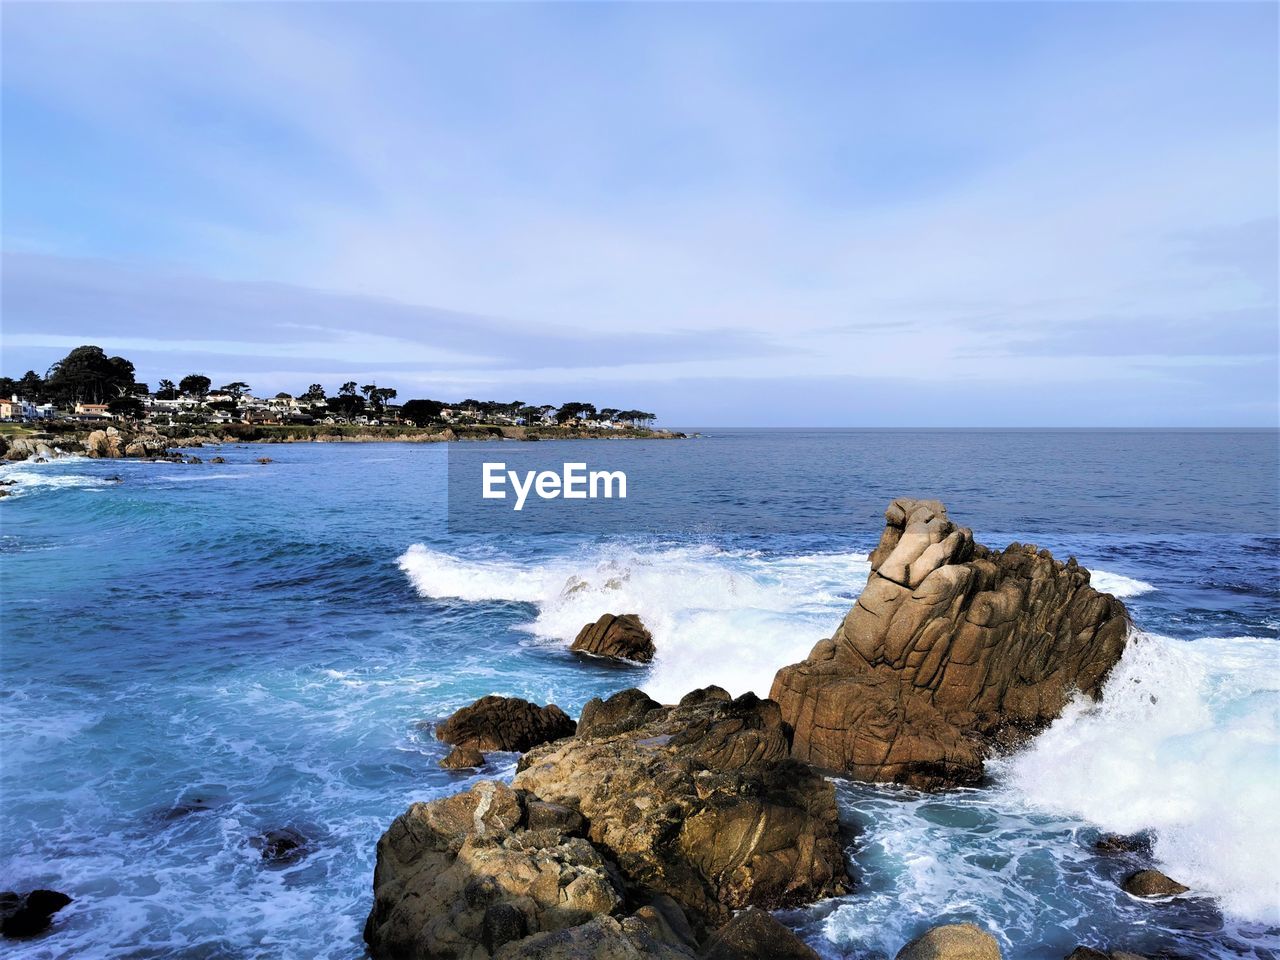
[74,402,112,418]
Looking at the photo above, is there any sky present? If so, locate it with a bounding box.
[2,2,1276,426]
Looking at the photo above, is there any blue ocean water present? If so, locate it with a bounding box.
[1,429,1277,960]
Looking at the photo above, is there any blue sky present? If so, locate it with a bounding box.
[2,2,1276,426]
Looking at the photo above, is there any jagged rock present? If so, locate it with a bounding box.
[250,827,309,865]
[210,456,226,463]
[1122,869,1188,897]
[3,437,57,462]
[1066,950,1149,960]
[368,691,847,959]
[701,907,819,960]
[0,889,73,938]
[440,745,486,769]
[571,613,655,664]
[513,687,848,932]
[771,498,1129,789]
[364,780,627,959]
[895,923,1001,960]
[436,696,576,754]
[577,688,664,738]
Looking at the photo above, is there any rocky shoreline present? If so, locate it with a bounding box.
[359,499,1189,960]
[0,423,686,467]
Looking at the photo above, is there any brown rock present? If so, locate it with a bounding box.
[1122,869,1189,897]
[571,613,655,663]
[513,689,848,933]
[577,688,664,738]
[771,498,1129,789]
[702,907,819,960]
[494,915,694,959]
[256,457,273,464]
[895,923,1002,960]
[436,695,576,753]
[1093,833,1151,856]
[210,456,226,463]
[439,745,485,769]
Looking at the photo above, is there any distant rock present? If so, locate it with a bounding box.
[256,456,273,464]
[210,456,226,463]
[771,498,1130,789]
[439,745,485,770]
[250,827,309,865]
[0,889,73,939]
[1122,869,1189,897]
[894,923,1002,960]
[701,907,819,960]
[435,695,576,753]
[571,613,655,663]
[3,437,59,462]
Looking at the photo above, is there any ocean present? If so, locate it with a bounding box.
[1,429,1277,959]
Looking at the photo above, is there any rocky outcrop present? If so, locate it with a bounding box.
[771,498,1129,789]
[571,614,656,664]
[367,688,847,959]
[440,745,486,770]
[436,696,576,754]
[1,889,72,939]
[2,437,60,462]
[84,426,169,459]
[250,827,309,865]
[895,923,1001,960]
[1066,949,1149,960]
[1121,869,1188,898]
[512,688,848,933]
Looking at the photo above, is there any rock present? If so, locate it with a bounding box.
[440,745,486,769]
[436,695,576,753]
[576,688,664,738]
[364,780,626,959]
[701,907,819,960]
[895,923,1002,960]
[368,692,848,958]
[0,889,73,939]
[1065,950,1149,960]
[210,456,226,463]
[1094,833,1152,856]
[256,456,273,464]
[513,689,848,932]
[249,827,309,865]
[1122,869,1189,897]
[571,613,656,663]
[771,498,1130,789]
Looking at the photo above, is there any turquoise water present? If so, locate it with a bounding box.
[1,431,1277,959]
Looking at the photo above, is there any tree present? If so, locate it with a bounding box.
[339,381,358,397]
[131,382,151,396]
[45,346,135,404]
[107,395,144,418]
[180,374,211,398]
[555,402,597,424]
[301,384,326,402]
[17,370,45,400]
[328,392,365,418]
[401,398,445,425]
[220,381,250,399]
[374,387,397,412]
[156,379,179,400]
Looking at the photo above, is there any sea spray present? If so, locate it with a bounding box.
[994,631,1280,923]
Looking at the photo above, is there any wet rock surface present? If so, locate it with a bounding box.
[571,613,656,664]
[0,889,73,939]
[894,923,1002,960]
[436,696,577,754]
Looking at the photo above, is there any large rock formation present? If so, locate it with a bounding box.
[367,688,848,959]
[771,498,1129,789]
[436,696,577,754]
[570,614,656,664]
[895,923,1001,960]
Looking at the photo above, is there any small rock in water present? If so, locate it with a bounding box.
[570,612,655,663]
[895,923,1002,960]
[250,827,309,865]
[0,889,73,939]
[435,695,576,753]
[439,745,485,770]
[1121,869,1189,898]
[210,456,226,463]
[256,456,273,464]
[1094,832,1152,856]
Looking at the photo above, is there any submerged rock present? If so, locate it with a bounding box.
[210,456,226,463]
[895,923,1001,960]
[0,889,73,939]
[436,695,576,754]
[1121,869,1189,898]
[570,613,655,664]
[367,689,848,958]
[771,498,1129,789]
[1094,833,1153,856]
[250,827,309,865]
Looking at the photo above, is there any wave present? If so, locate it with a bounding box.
[1088,569,1157,598]
[398,542,869,701]
[994,631,1280,924]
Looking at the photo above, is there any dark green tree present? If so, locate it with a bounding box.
[45,346,135,404]
[179,374,211,398]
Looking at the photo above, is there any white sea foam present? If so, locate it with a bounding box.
[995,631,1280,923]
[1088,569,1157,598]
[398,542,869,700]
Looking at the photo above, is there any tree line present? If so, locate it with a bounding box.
[1,345,658,426]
